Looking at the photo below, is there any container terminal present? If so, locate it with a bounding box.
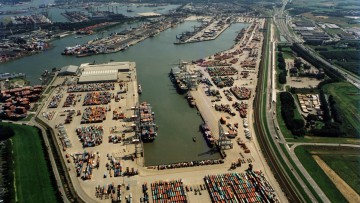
[61,16,185,57]
[29,12,287,202]
[175,15,232,44]
[174,16,254,44]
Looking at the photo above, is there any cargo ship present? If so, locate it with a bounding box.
[138,102,157,142]
[170,64,189,94]
[200,123,215,147]
[169,61,201,94]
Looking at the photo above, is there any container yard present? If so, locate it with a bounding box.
[297,94,322,115]
[150,180,188,202]
[230,86,251,100]
[76,125,104,147]
[83,92,113,106]
[67,83,115,92]
[81,107,107,123]
[207,67,238,77]
[0,85,43,120]
[48,93,63,108]
[204,171,277,203]
[175,16,233,44]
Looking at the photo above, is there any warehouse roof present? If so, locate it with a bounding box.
[80,62,131,72]
[59,65,79,75]
[78,62,134,83]
[78,72,118,83]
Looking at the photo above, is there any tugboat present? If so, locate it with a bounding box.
[138,84,142,94]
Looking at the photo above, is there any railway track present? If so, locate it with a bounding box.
[253,20,302,203]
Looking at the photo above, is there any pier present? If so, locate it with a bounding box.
[175,16,232,44]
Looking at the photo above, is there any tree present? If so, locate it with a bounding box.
[279,72,287,84]
[278,56,285,64]
[303,63,311,70]
[0,126,15,141]
[294,58,302,69]
[278,61,286,70]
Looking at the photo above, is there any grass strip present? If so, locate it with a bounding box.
[0,122,60,203]
[294,146,347,203]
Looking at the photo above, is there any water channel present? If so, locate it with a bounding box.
[0,20,248,165]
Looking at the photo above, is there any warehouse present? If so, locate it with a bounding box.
[78,62,133,83]
[58,65,80,76]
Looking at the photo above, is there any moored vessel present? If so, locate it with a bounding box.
[138,102,157,142]
[186,93,196,107]
[169,61,201,94]
[200,123,215,147]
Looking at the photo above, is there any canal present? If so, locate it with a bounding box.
[0,21,248,165]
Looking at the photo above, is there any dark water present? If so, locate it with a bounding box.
[0,21,248,165]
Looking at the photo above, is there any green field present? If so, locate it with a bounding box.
[281,46,295,60]
[294,146,348,203]
[0,123,59,203]
[323,82,360,137]
[320,153,360,195]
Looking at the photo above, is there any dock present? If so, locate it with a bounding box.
[174,16,232,44]
[62,16,185,57]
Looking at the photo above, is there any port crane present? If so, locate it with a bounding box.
[217,121,233,149]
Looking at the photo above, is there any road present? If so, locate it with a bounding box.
[274,0,360,89]
[252,18,304,202]
[267,1,360,202]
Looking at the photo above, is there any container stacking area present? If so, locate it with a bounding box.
[204,170,276,203]
[151,179,188,203]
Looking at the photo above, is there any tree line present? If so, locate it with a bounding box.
[280,92,305,136]
[277,51,287,84]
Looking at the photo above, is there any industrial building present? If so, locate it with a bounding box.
[78,62,134,83]
[58,65,80,76]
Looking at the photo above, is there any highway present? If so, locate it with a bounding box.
[274,0,360,89]
[266,1,360,202]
